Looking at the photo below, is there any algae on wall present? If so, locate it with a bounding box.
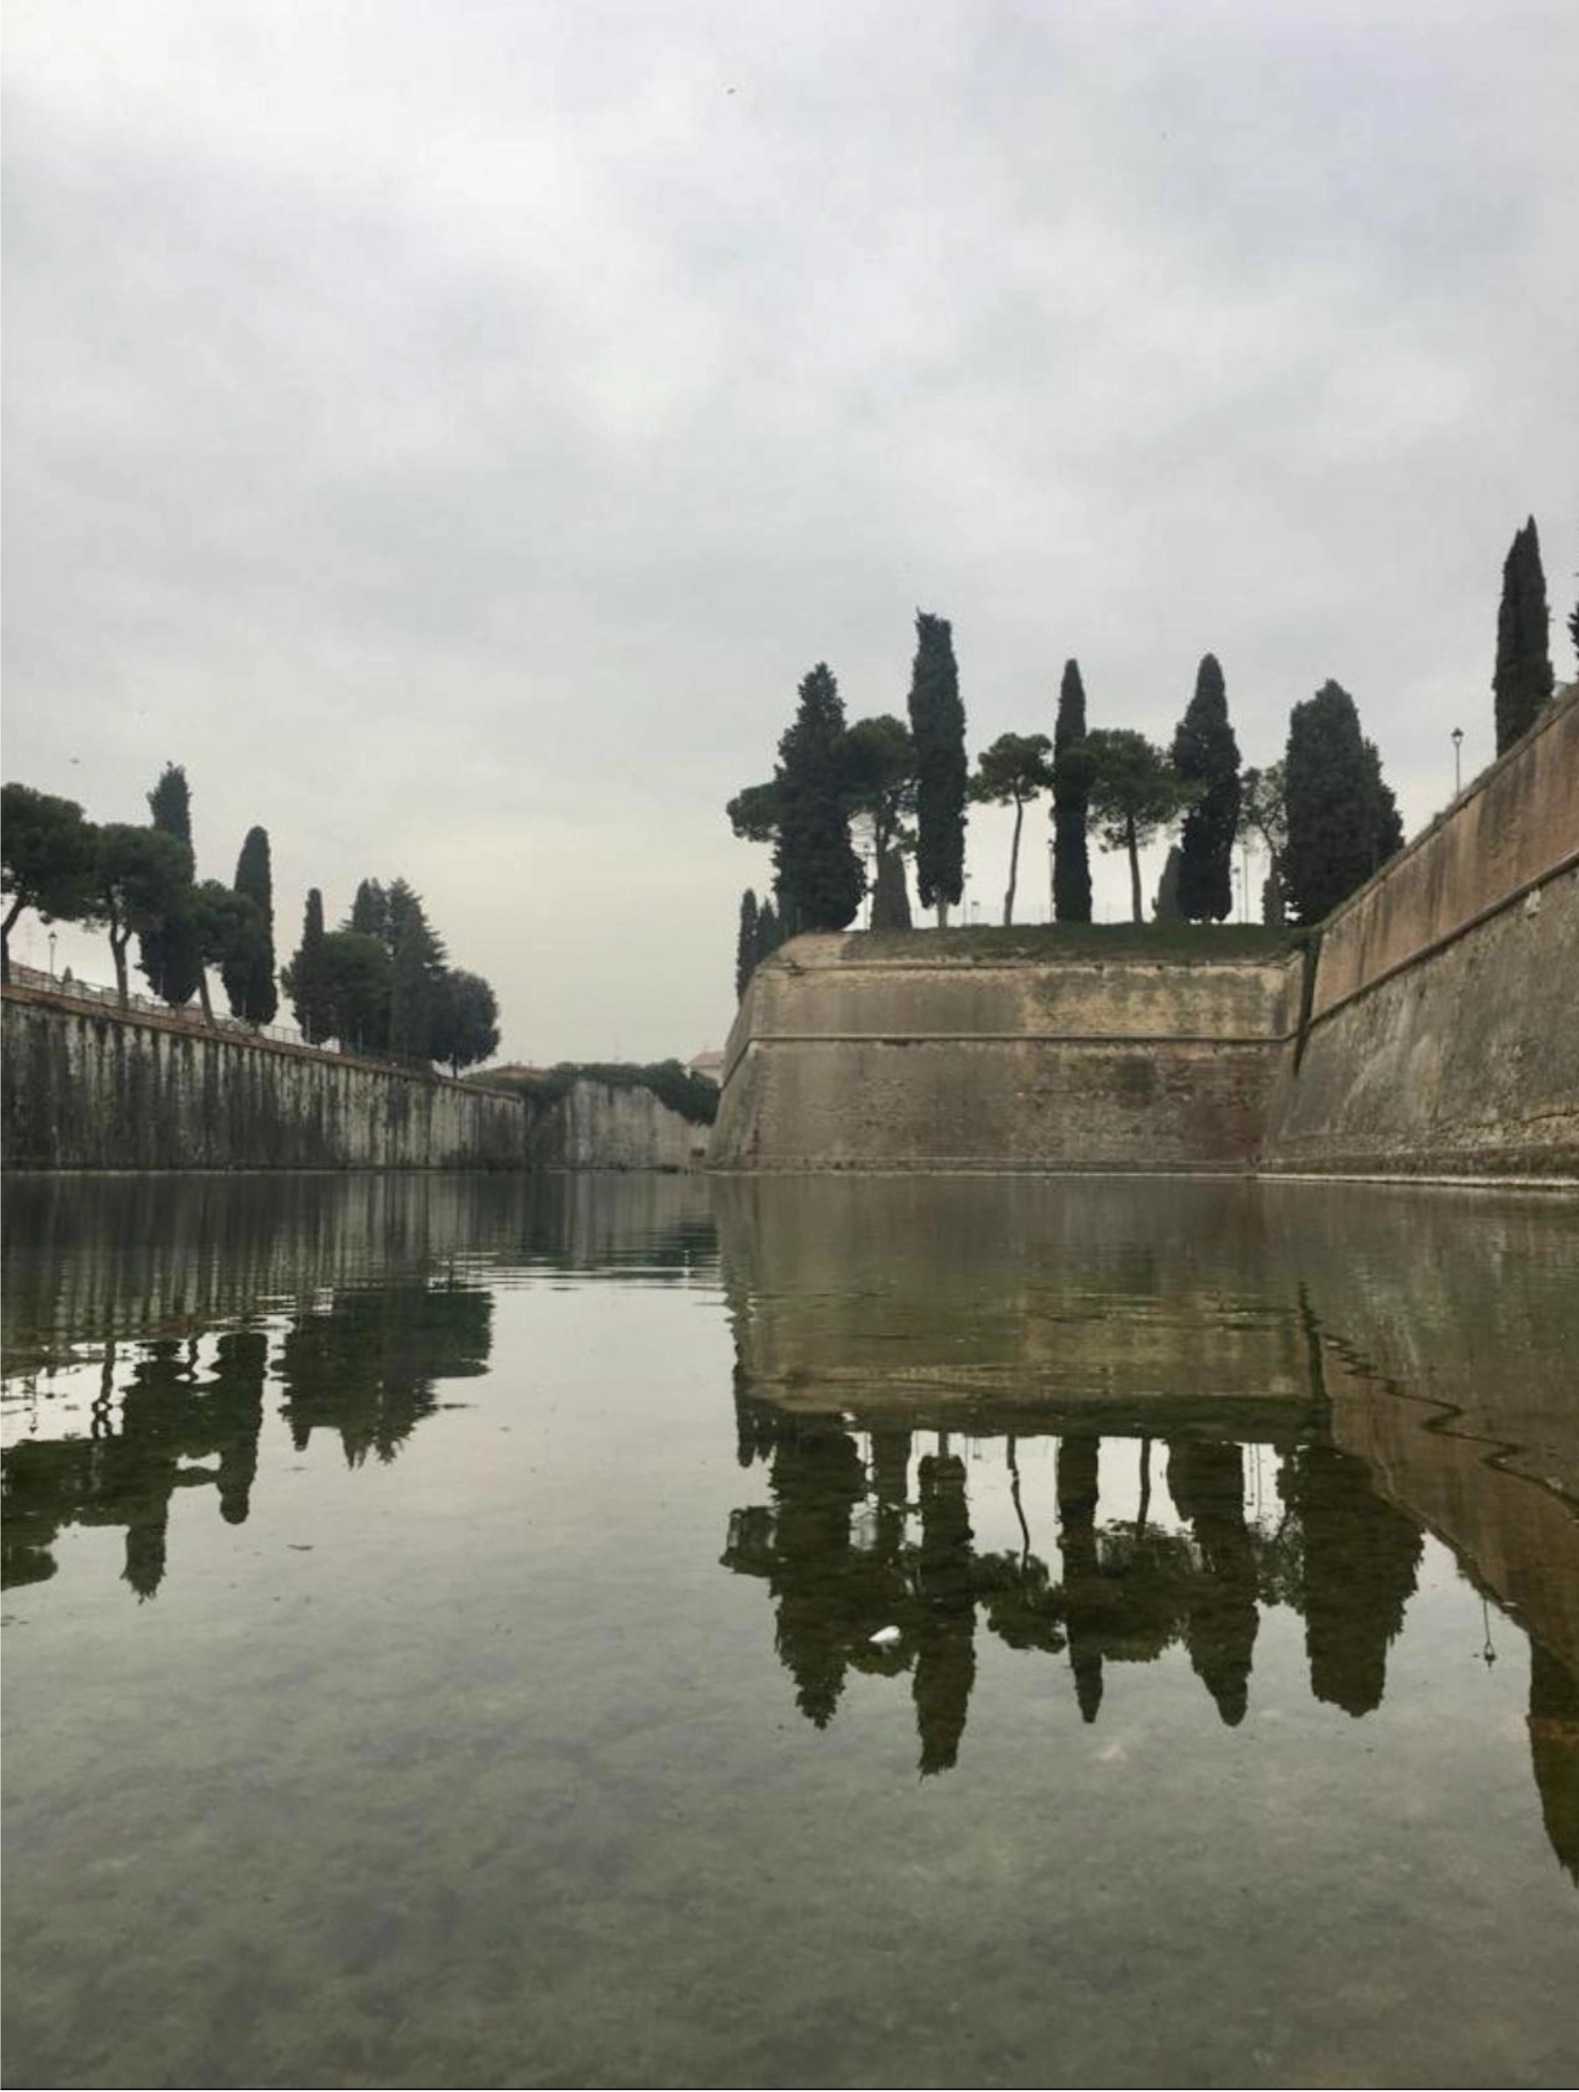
[1,995,528,1171]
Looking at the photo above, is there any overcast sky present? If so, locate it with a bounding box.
[5,0,1576,1061]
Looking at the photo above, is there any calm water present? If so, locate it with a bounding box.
[3,1172,1578,2090]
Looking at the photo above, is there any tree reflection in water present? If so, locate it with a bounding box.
[721,1389,1579,1885]
[1,1281,491,1598]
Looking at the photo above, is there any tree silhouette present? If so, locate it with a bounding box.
[1493,516,1554,754]
[908,612,968,925]
[1171,655,1241,922]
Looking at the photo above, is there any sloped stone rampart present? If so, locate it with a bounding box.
[712,690,1578,1178]
[711,945,1296,1172]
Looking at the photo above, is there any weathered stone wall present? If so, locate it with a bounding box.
[2,988,527,1171]
[713,689,1578,1179]
[1264,684,1579,1178]
[710,940,1294,1171]
[1,990,715,1174]
[525,1079,712,1171]
[1309,685,1579,1018]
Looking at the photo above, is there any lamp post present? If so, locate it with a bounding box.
[48,930,57,978]
[1451,727,1463,799]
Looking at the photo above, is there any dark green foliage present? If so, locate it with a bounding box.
[871,845,912,929]
[1362,739,1404,864]
[389,915,438,1062]
[1052,659,1093,924]
[281,889,334,1043]
[336,876,451,1058]
[138,763,203,1007]
[754,897,783,965]
[319,930,393,1053]
[224,827,277,1024]
[1282,682,1404,925]
[907,613,967,921]
[1493,517,1554,754]
[1084,730,1193,923]
[490,1060,719,1127]
[1171,655,1241,922]
[431,969,500,1076]
[726,783,781,845]
[1153,845,1184,921]
[843,713,917,863]
[386,879,447,968]
[0,783,97,984]
[349,878,385,938]
[970,732,1055,924]
[85,824,191,1004]
[191,881,266,1023]
[736,890,759,1001]
[772,664,864,933]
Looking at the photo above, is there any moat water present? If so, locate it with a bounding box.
[3,1172,1578,2089]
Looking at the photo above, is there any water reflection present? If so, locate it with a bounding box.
[4,1169,1577,1905]
[716,1174,1579,1883]
[3,1280,492,1598]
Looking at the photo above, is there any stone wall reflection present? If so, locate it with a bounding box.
[1,1171,716,1602]
[718,1175,1579,1885]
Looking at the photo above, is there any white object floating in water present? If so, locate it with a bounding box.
[869,1625,902,1649]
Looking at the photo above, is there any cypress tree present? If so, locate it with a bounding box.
[772,664,864,933]
[1052,659,1092,923]
[754,897,782,966]
[1283,682,1403,924]
[871,846,912,929]
[348,878,388,941]
[139,763,203,1006]
[224,826,277,1023]
[735,889,760,1001]
[1171,654,1241,921]
[282,888,333,1043]
[1152,845,1184,921]
[389,913,437,1061]
[1493,517,1554,754]
[907,612,967,925]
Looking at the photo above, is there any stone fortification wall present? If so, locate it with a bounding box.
[1264,684,1579,1178]
[525,1079,712,1171]
[1,990,715,1174]
[2,988,527,1171]
[710,938,1295,1172]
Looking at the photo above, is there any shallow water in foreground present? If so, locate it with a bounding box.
[3,1171,1577,2090]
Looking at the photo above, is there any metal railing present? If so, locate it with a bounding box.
[7,961,308,1045]
[4,963,512,1089]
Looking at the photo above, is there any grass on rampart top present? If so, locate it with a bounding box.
[840,922,1303,962]
[480,1059,719,1126]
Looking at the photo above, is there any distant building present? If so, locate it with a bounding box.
[687,1048,724,1087]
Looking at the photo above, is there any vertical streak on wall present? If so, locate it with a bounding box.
[1,991,528,1170]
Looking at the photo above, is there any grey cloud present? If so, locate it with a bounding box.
[4,1,1576,1052]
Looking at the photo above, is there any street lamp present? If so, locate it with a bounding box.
[1451,727,1464,798]
[48,930,57,978]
